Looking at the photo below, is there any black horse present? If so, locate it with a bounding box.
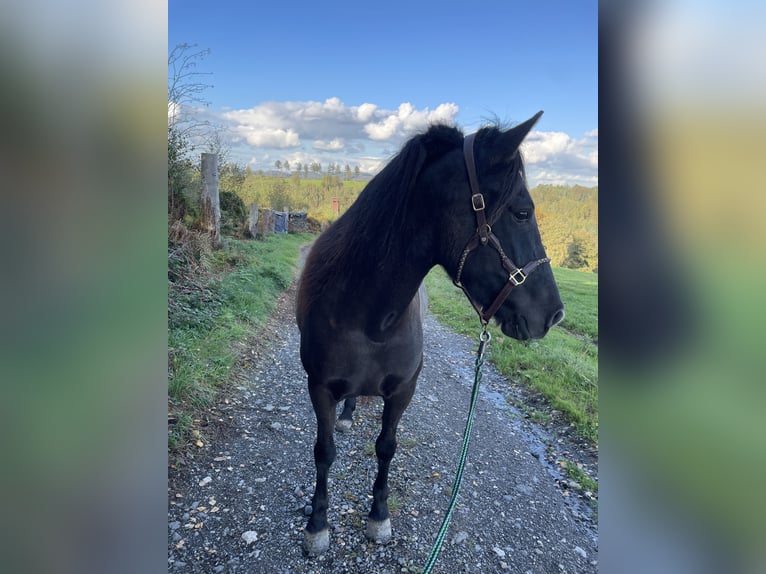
[296,112,564,555]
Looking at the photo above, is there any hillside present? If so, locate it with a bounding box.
[531,184,598,272]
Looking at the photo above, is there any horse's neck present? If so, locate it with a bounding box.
[340,242,431,336]
[318,182,435,334]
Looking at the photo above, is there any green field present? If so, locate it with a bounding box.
[425,266,598,442]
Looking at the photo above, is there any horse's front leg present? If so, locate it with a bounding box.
[367,371,419,544]
[304,382,337,556]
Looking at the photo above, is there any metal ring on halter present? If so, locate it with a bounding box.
[509,268,527,286]
[479,327,491,342]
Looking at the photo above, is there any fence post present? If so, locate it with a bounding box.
[200,153,221,247]
[249,203,259,238]
[283,205,290,234]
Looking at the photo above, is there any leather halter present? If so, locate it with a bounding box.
[453,132,551,326]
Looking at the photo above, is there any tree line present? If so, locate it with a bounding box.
[272,160,362,180]
[222,165,366,222]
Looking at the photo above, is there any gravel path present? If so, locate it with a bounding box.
[168,247,598,573]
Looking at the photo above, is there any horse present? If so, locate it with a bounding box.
[295,111,565,555]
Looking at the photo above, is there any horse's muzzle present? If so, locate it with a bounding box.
[547,307,566,329]
[502,306,565,340]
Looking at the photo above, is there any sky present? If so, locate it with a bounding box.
[169,0,598,187]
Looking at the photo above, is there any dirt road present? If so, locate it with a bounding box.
[168,251,598,573]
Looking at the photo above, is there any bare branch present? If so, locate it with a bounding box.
[168,43,214,134]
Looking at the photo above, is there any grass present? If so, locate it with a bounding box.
[549,267,598,342]
[425,265,598,442]
[388,494,402,514]
[559,458,598,515]
[168,233,312,450]
[560,460,598,494]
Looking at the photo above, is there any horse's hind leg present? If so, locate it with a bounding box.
[366,370,419,544]
[335,397,356,432]
[304,381,337,555]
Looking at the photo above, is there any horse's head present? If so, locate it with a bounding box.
[429,112,564,340]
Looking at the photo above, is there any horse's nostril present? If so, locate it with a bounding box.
[547,308,565,328]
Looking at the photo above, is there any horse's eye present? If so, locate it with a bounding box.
[514,209,530,221]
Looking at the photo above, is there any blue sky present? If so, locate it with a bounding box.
[169,0,598,186]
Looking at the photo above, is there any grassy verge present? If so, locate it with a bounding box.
[168,232,312,450]
[425,266,598,442]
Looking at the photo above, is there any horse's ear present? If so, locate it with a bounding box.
[496,110,543,159]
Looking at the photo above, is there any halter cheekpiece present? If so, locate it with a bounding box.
[453,131,551,325]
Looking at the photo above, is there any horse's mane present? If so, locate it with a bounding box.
[345,124,465,261]
[297,124,464,320]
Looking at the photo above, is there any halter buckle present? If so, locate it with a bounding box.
[471,193,485,211]
[509,268,527,286]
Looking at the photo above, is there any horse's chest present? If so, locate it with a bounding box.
[308,328,422,392]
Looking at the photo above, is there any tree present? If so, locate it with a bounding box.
[290,171,301,191]
[168,43,213,221]
[168,43,212,141]
[205,128,232,169]
[284,160,290,173]
[168,128,196,220]
[562,234,589,270]
[275,160,282,174]
[345,164,351,180]
[304,164,309,178]
[354,165,361,178]
[295,162,302,175]
[219,162,246,195]
[311,162,321,175]
[219,190,247,237]
[268,180,289,211]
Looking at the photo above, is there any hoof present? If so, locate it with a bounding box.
[335,418,352,433]
[366,518,392,544]
[304,528,329,556]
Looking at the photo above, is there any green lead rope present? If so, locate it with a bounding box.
[421,326,491,574]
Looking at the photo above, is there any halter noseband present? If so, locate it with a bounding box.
[453,132,550,326]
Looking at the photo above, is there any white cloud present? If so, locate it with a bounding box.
[355,102,377,122]
[364,102,460,140]
[238,126,301,148]
[312,137,345,151]
[364,113,401,141]
[522,131,573,163]
[522,128,598,187]
[356,157,386,174]
[221,98,459,148]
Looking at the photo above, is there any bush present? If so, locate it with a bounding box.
[306,216,322,233]
[168,221,221,330]
[220,190,247,237]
